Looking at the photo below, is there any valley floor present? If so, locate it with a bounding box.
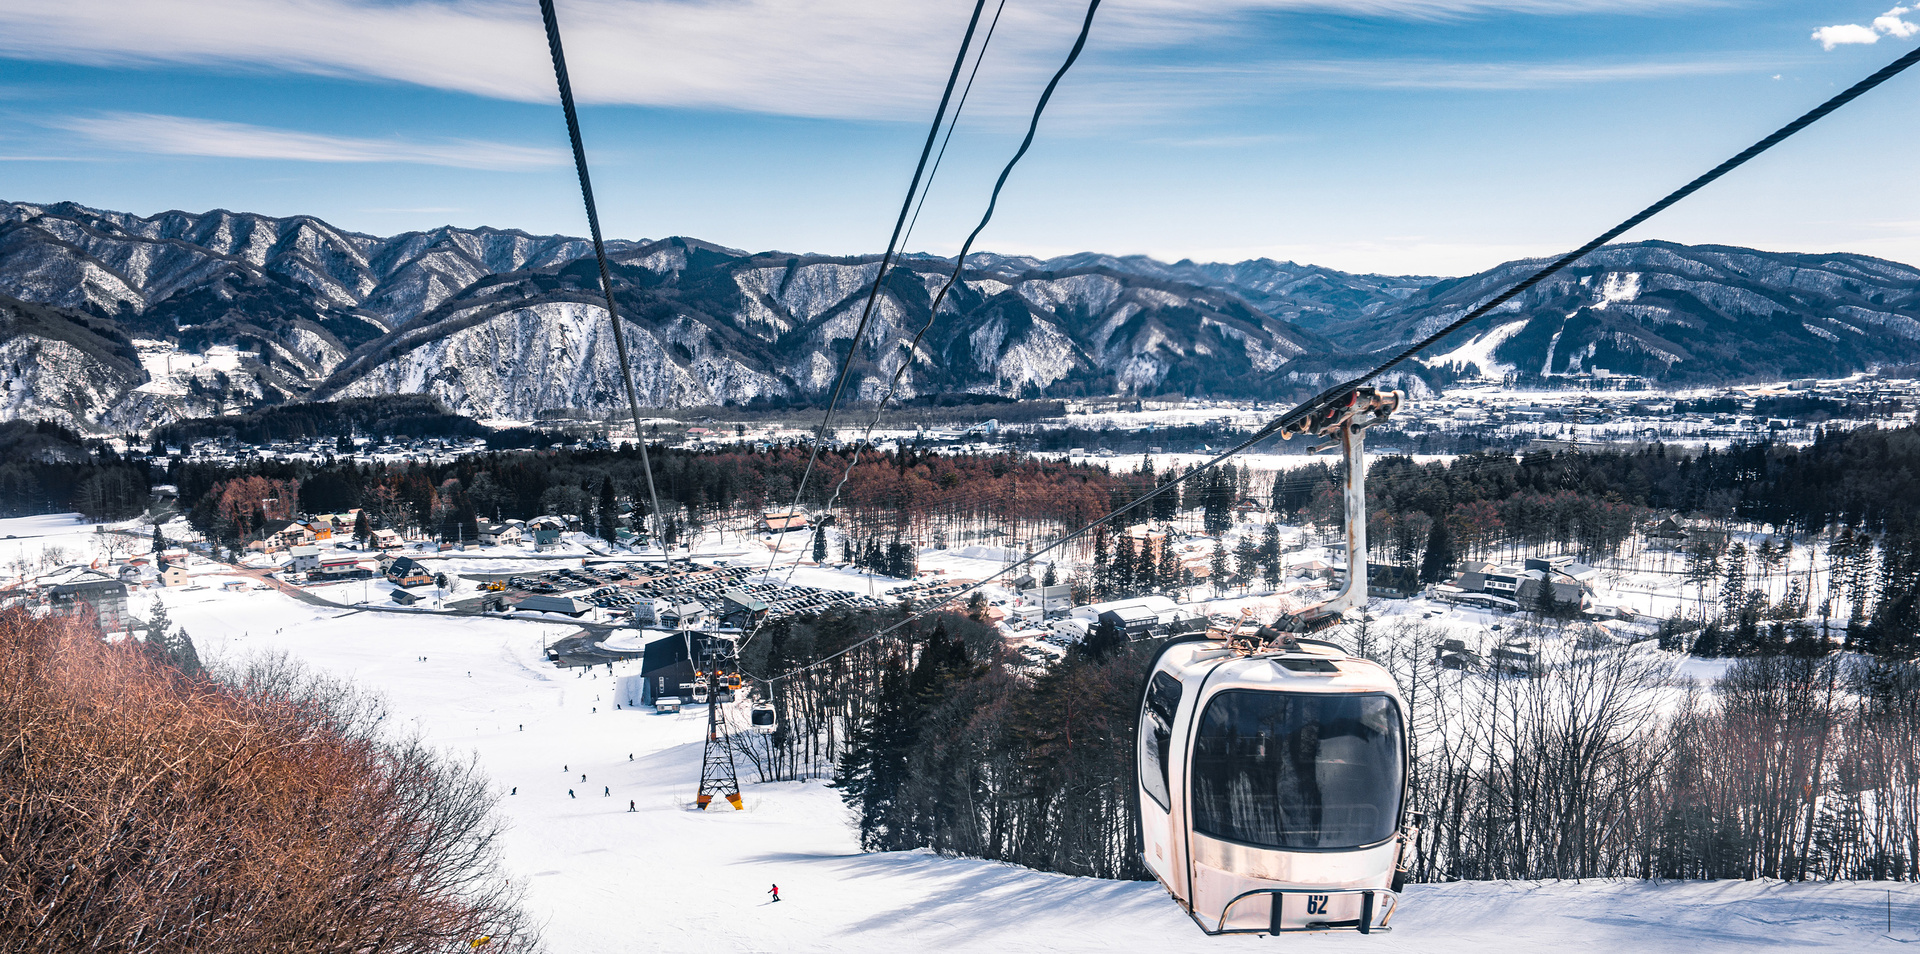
[138,582,1918,954]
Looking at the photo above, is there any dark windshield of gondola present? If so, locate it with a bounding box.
[1190,691,1402,850]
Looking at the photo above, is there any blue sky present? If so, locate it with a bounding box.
[0,1,1915,276]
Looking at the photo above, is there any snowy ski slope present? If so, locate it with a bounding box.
[143,583,1916,954]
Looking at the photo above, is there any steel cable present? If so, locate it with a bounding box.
[537,0,667,556]
[767,0,995,568]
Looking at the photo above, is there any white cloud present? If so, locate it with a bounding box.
[58,113,565,170]
[1876,6,1920,37]
[0,0,1714,121]
[1813,24,1883,49]
[1813,6,1919,50]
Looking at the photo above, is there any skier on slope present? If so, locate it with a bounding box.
[768,884,780,903]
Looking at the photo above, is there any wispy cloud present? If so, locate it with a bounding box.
[1133,56,1763,93]
[1813,6,1918,49]
[0,0,1718,121]
[58,113,564,170]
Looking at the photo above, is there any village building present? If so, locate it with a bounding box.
[658,600,707,630]
[287,545,321,574]
[382,556,434,587]
[718,588,769,629]
[41,570,131,631]
[528,517,566,550]
[759,512,809,534]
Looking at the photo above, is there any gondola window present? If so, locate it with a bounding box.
[1190,691,1403,850]
[1139,672,1183,809]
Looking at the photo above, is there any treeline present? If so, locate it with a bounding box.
[173,444,1142,556]
[733,606,1147,879]
[0,420,150,520]
[1379,620,1920,882]
[771,607,1918,885]
[150,395,495,446]
[0,609,535,950]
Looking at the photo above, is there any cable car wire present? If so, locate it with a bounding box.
[739,0,1106,664]
[772,0,1010,588]
[899,0,1011,257]
[537,0,667,553]
[765,0,996,578]
[800,0,1096,573]
[738,41,1920,684]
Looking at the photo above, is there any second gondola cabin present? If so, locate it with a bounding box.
[1137,634,1412,936]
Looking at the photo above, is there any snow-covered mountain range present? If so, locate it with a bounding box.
[3,199,1918,432]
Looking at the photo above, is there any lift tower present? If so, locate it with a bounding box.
[695,670,742,810]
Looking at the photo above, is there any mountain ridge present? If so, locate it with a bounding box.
[3,199,1917,432]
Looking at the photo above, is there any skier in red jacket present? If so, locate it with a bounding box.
[768,884,780,903]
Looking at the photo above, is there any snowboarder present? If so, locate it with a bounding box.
[768,884,780,903]
[568,789,575,798]
[510,787,516,795]
[628,800,635,812]
[603,786,609,796]
[581,774,586,782]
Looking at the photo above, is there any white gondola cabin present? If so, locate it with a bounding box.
[1136,635,1413,935]
[749,703,777,733]
[1135,387,1418,936]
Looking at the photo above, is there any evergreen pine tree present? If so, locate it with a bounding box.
[1083,614,1126,661]
[151,524,167,555]
[813,527,829,563]
[597,476,619,545]
[166,628,204,677]
[832,657,916,851]
[1261,523,1282,591]
[1210,541,1229,597]
[142,599,174,669]
[353,509,371,547]
[1114,535,1137,599]
[1092,529,1112,602]
[1419,519,1456,584]
[1233,538,1260,594]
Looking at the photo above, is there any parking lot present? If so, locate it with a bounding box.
[490,559,895,623]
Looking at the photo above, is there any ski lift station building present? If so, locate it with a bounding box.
[618,631,739,705]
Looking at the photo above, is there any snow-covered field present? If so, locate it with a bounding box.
[0,512,109,567]
[140,582,1918,954]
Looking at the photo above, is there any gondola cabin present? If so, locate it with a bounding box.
[1137,635,1413,936]
[749,704,777,733]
